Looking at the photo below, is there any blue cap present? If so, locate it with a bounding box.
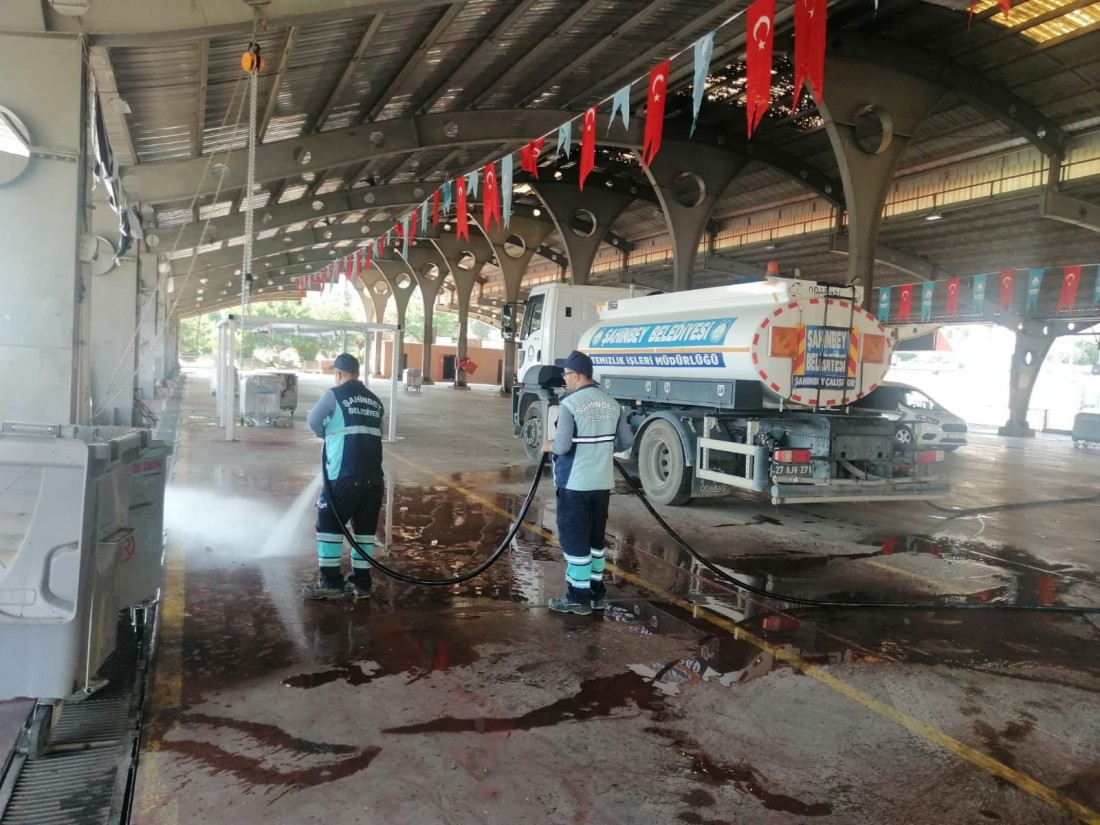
[333,353,360,374]
[554,350,593,377]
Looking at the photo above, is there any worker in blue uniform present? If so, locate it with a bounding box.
[542,350,634,615]
[303,353,385,600]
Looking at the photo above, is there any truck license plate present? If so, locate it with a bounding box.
[773,463,813,477]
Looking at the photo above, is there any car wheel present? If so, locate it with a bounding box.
[894,425,915,448]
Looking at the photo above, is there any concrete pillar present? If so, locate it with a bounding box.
[481,216,555,392]
[531,178,633,285]
[0,32,86,423]
[406,242,450,384]
[999,323,1055,437]
[89,251,138,426]
[372,258,419,379]
[817,58,945,300]
[357,265,392,376]
[432,234,493,389]
[639,137,748,292]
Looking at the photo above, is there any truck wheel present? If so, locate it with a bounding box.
[638,419,692,506]
[521,404,544,463]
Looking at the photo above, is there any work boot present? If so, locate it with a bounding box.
[590,596,609,611]
[548,595,592,616]
[302,574,346,601]
[345,571,372,599]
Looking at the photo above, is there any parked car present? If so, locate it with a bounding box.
[851,382,968,451]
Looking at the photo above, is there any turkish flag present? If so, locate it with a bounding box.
[897,284,913,321]
[520,137,544,178]
[483,162,501,229]
[642,59,670,166]
[1058,265,1081,311]
[999,269,1014,311]
[579,107,596,190]
[431,189,441,227]
[945,278,960,316]
[456,175,469,241]
[746,0,775,139]
[793,0,826,111]
[999,0,1011,14]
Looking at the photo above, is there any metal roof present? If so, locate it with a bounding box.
[12,0,1099,319]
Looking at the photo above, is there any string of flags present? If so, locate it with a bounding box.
[293,3,830,297]
[876,264,1100,324]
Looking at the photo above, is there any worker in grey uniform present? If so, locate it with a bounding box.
[303,353,385,600]
[542,350,634,615]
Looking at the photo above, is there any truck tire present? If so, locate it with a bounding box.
[521,404,544,463]
[638,419,692,506]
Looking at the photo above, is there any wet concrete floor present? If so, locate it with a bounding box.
[131,370,1100,825]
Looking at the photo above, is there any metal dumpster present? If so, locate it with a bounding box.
[0,422,168,702]
[1072,411,1100,447]
[403,368,422,393]
[240,372,284,426]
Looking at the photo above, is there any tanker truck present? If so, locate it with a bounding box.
[508,277,950,506]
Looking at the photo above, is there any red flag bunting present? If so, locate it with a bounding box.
[999,0,1011,15]
[579,107,596,190]
[642,60,670,166]
[1058,265,1081,311]
[520,137,544,178]
[407,212,416,247]
[365,243,372,269]
[456,175,469,240]
[432,190,441,227]
[999,268,1014,311]
[379,233,386,256]
[897,284,913,321]
[394,221,403,239]
[793,0,826,111]
[945,278,961,316]
[483,162,501,230]
[746,0,775,139]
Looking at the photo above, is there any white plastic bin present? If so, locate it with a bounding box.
[0,422,168,701]
[240,372,283,425]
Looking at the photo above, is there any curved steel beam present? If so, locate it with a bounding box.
[826,30,1067,158]
[127,110,643,205]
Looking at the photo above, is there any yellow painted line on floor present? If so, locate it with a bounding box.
[862,558,958,591]
[389,450,1100,825]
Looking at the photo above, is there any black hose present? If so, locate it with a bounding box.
[613,459,1100,615]
[322,446,548,586]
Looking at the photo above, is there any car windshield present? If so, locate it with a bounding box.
[901,389,944,411]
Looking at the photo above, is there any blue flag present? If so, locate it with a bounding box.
[1026,267,1043,313]
[420,200,428,234]
[556,120,572,159]
[401,214,410,259]
[502,154,513,228]
[442,180,453,215]
[971,274,986,314]
[692,31,715,137]
[609,84,631,133]
[878,286,891,321]
[921,282,935,322]
[465,168,479,201]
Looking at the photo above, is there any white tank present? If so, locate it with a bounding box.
[578,278,893,407]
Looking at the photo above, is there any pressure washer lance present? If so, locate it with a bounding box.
[322,447,548,586]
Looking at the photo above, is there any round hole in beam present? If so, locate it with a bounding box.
[503,234,526,259]
[672,172,706,208]
[443,121,459,139]
[457,251,476,271]
[853,104,894,155]
[369,131,385,147]
[373,282,389,295]
[395,272,412,289]
[421,263,440,282]
[569,209,597,238]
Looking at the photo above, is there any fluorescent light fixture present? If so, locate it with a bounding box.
[925,210,943,221]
